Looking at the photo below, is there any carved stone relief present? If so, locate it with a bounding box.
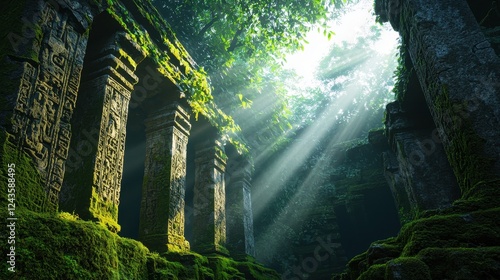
[226,158,255,258]
[92,77,130,207]
[10,2,87,211]
[139,104,191,252]
[193,140,228,254]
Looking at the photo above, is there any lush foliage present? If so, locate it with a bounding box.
[288,25,397,131]
[153,0,347,154]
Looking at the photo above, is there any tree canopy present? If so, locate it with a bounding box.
[153,0,346,154]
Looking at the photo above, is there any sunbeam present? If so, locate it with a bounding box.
[251,0,399,274]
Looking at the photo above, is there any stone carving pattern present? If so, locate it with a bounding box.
[193,144,227,251]
[11,4,86,210]
[168,128,188,237]
[93,77,130,206]
[214,168,226,247]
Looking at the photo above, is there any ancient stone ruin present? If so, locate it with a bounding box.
[2,0,500,278]
[1,0,255,258]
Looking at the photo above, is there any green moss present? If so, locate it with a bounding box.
[433,85,498,201]
[385,257,431,280]
[89,187,120,232]
[398,208,500,256]
[417,247,500,279]
[0,131,48,212]
[346,251,369,279]
[339,206,500,278]
[0,208,279,280]
[208,256,246,280]
[357,264,386,280]
[234,260,281,280]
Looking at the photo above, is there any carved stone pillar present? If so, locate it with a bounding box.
[226,157,255,259]
[61,32,145,232]
[139,103,191,252]
[6,1,91,212]
[193,139,228,255]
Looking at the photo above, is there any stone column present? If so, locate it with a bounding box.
[384,101,460,217]
[61,32,145,232]
[378,0,500,199]
[226,156,256,259]
[193,139,228,255]
[139,103,191,252]
[6,1,91,212]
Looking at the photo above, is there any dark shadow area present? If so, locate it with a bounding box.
[118,105,146,239]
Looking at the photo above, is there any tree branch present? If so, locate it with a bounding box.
[197,15,220,38]
[228,28,244,52]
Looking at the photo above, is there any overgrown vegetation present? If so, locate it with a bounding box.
[0,208,279,279]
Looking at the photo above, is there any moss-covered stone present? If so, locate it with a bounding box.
[0,131,47,212]
[357,264,386,280]
[385,257,431,280]
[0,208,279,280]
[335,206,500,279]
[417,247,500,280]
[433,85,498,201]
[398,208,500,256]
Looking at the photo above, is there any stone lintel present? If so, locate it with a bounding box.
[144,104,191,137]
[84,56,139,91]
[195,141,227,170]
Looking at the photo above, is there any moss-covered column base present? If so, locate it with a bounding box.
[193,139,229,255]
[226,156,255,259]
[139,103,191,253]
[61,31,144,233]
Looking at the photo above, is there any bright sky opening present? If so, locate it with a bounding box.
[284,0,399,82]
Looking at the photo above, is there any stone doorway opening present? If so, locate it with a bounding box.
[119,104,146,239]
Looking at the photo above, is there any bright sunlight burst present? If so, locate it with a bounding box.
[285,0,399,82]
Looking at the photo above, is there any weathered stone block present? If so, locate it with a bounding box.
[139,103,191,252]
[193,139,228,255]
[226,156,255,259]
[61,31,144,232]
[4,0,90,211]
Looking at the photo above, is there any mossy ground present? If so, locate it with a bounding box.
[0,208,279,279]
